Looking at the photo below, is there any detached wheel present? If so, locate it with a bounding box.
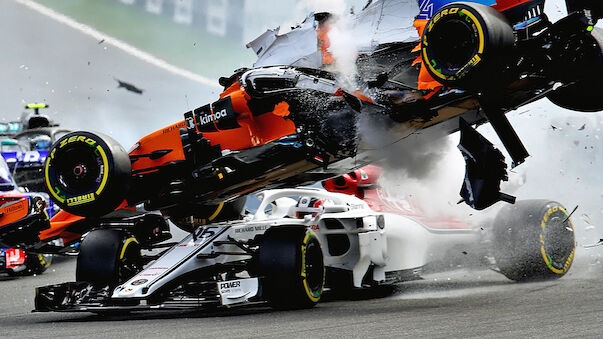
[76,229,142,287]
[259,226,325,309]
[492,200,576,281]
[421,2,514,88]
[45,131,131,217]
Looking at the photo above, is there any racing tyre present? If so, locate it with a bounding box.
[165,197,247,233]
[547,27,603,112]
[24,253,52,275]
[421,2,514,88]
[258,226,325,309]
[76,229,142,287]
[45,131,131,217]
[7,253,53,276]
[492,200,576,281]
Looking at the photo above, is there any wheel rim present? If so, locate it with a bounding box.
[304,240,324,293]
[53,144,102,194]
[429,19,478,71]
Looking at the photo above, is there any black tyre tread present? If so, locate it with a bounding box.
[25,253,52,275]
[45,131,131,217]
[7,253,52,276]
[421,2,514,88]
[166,197,246,233]
[492,200,575,281]
[76,229,140,287]
[259,226,325,309]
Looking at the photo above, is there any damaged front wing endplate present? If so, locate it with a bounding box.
[458,118,516,210]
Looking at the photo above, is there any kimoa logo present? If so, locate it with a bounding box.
[198,109,227,125]
[220,281,241,289]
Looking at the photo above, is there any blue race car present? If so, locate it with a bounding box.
[0,103,70,193]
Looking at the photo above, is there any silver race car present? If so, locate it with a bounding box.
[34,180,575,313]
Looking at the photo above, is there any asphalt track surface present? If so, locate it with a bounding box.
[0,0,220,148]
[0,257,602,338]
[1,1,603,338]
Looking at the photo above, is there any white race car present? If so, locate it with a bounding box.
[34,180,575,313]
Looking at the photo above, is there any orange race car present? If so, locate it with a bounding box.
[0,156,55,274]
[2,0,601,255]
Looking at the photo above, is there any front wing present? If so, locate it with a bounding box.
[34,277,262,313]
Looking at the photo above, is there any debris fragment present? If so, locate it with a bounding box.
[551,125,558,130]
[578,124,586,131]
[115,79,144,94]
[462,251,468,255]
[581,213,593,225]
[98,39,105,44]
[563,205,578,223]
[584,239,603,248]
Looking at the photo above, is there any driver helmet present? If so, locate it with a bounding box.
[294,196,324,219]
[30,135,52,151]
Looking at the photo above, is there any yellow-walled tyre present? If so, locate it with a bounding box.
[421,2,514,88]
[25,253,52,275]
[163,197,247,233]
[7,253,53,276]
[492,200,576,281]
[76,229,141,288]
[259,226,325,309]
[45,132,131,217]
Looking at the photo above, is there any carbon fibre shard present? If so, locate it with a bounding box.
[458,118,515,210]
[115,79,144,94]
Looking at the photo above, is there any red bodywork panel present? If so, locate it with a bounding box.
[5,248,26,268]
[493,0,538,12]
[323,166,470,230]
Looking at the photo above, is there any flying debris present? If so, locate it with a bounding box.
[98,39,105,44]
[115,79,144,94]
[563,205,579,223]
[578,124,586,130]
[551,125,558,130]
[584,240,603,248]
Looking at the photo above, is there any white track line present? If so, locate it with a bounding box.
[15,0,220,88]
